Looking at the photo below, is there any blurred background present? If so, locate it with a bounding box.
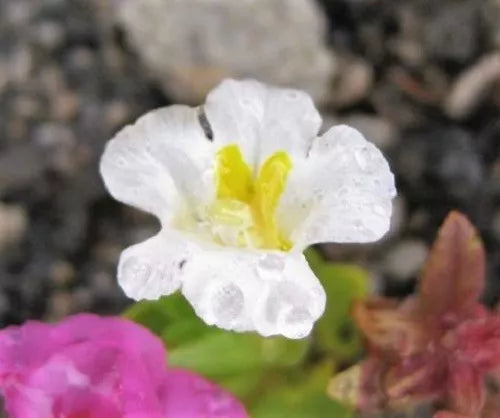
[0,0,500,381]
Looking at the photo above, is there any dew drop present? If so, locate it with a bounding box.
[372,204,386,216]
[240,98,252,107]
[337,187,350,198]
[280,307,312,339]
[256,254,285,280]
[313,188,324,200]
[211,284,244,325]
[354,147,371,171]
[201,168,214,185]
[339,198,349,208]
[121,257,151,282]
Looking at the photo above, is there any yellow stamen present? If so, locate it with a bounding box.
[213,145,292,250]
[252,151,292,250]
[215,144,253,202]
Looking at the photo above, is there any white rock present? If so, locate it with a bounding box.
[382,239,428,281]
[0,203,28,251]
[116,0,336,104]
[444,53,500,119]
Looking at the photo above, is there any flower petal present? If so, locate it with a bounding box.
[117,230,194,301]
[160,369,248,418]
[100,105,214,223]
[0,315,169,418]
[277,125,396,249]
[204,79,322,168]
[181,248,326,338]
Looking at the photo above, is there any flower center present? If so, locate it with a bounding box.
[208,144,292,251]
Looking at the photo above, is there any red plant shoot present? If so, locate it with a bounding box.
[329,211,500,418]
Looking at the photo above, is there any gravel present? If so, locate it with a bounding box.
[0,0,499,327]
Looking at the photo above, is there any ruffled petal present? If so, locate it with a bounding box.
[277,125,396,249]
[160,369,248,418]
[117,230,196,301]
[204,79,322,169]
[181,248,325,339]
[0,315,169,418]
[100,105,214,224]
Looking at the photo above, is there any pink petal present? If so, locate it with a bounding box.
[0,314,247,417]
[160,369,248,418]
[0,314,169,417]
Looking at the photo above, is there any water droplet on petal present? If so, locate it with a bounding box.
[202,168,214,185]
[313,188,325,200]
[372,204,386,216]
[240,98,252,107]
[337,187,348,197]
[121,257,151,282]
[211,283,244,326]
[354,147,368,171]
[280,307,312,339]
[256,254,285,280]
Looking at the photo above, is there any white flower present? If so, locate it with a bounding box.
[100,79,396,339]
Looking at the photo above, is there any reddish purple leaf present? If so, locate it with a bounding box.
[419,211,485,322]
[384,352,446,405]
[455,315,500,373]
[447,361,485,416]
[433,411,471,418]
[352,298,424,355]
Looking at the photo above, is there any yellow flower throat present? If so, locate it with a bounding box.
[209,144,292,251]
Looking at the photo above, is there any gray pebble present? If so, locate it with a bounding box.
[116,0,336,104]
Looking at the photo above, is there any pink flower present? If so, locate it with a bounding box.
[0,314,248,418]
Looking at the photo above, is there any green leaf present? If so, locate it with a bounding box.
[219,369,267,398]
[168,330,309,379]
[124,293,209,347]
[160,318,211,347]
[251,362,354,418]
[305,248,369,361]
[123,298,172,336]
